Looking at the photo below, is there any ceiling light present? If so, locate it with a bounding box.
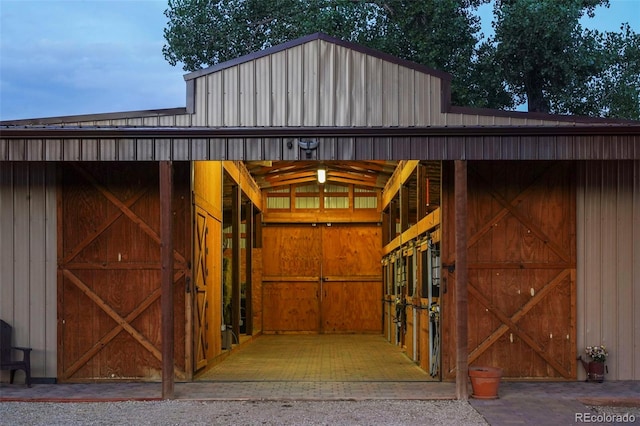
[317,168,326,184]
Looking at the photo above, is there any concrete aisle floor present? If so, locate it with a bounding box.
[196,334,431,382]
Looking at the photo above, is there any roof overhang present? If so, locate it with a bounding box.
[2,124,639,139]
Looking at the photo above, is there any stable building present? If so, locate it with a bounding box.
[1,33,639,398]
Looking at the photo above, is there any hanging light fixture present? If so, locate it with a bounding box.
[317,168,326,184]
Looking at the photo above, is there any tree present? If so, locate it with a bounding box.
[489,0,640,119]
[162,0,510,109]
[556,24,640,120]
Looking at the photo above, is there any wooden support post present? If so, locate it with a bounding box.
[160,161,174,400]
[232,185,241,341]
[245,201,253,335]
[455,160,469,400]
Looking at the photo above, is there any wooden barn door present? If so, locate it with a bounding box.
[262,224,382,333]
[442,161,576,379]
[262,225,322,332]
[320,225,382,333]
[58,163,190,382]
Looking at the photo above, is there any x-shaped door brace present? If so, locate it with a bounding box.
[66,164,187,266]
[468,163,571,264]
[62,164,188,378]
[467,269,574,378]
[62,269,185,378]
[194,213,209,362]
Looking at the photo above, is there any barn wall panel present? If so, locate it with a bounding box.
[287,45,303,126]
[302,41,320,126]
[0,163,57,380]
[239,61,256,127]
[577,160,640,380]
[366,55,383,126]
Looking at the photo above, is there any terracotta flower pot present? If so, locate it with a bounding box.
[469,366,503,399]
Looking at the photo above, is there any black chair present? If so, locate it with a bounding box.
[0,319,32,387]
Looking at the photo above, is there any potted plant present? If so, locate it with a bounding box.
[578,345,608,382]
[469,366,503,399]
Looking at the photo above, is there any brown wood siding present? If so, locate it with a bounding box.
[442,161,576,379]
[57,162,190,382]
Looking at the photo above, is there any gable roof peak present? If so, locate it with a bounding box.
[183,32,451,82]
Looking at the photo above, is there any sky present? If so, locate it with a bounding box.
[1,0,639,121]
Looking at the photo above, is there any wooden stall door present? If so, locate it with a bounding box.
[320,225,382,333]
[262,226,322,332]
[441,161,576,380]
[58,163,189,382]
[192,207,221,370]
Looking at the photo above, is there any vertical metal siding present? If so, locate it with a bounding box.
[429,78,442,125]
[303,41,320,126]
[179,38,615,130]
[382,61,399,127]
[223,67,239,126]
[366,55,383,127]
[272,51,287,126]
[256,56,272,126]
[398,67,413,127]
[287,45,303,126]
[351,51,367,126]
[0,163,57,380]
[240,61,256,127]
[577,160,640,380]
[334,45,351,127]
[319,41,335,126]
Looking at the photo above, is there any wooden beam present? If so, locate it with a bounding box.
[382,209,440,255]
[454,160,468,400]
[381,160,419,209]
[261,210,381,224]
[160,161,174,399]
[223,161,263,211]
[232,184,241,340]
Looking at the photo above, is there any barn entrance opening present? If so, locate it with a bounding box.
[196,160,444,382]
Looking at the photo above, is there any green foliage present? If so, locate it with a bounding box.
[162,0,639,119]
[490,0,639,119]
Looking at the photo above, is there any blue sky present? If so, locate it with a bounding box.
[1,0,639,121]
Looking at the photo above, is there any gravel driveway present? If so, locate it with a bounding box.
[0,400,488,426]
